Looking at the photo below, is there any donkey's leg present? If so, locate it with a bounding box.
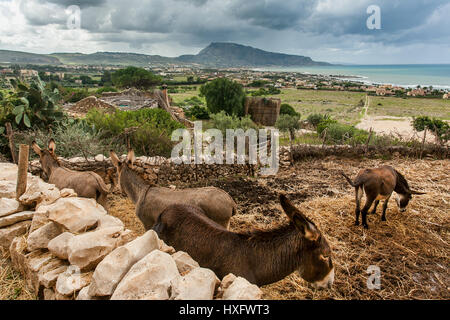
[354,187,363,226]
[361,196,376,229]
[370,200,380,215]
[381,196,391,221]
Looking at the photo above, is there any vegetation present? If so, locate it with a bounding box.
[205,111,259,136]
[86,108,184,157]
[112,67,162,90]
[412,116,450,143]
[275,114,301,141]
[185,105,210,120]
[200,78,246,116]
[280,103,300,117]
[250,86,281,96]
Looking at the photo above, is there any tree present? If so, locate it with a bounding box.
[200,78,245,116]
[412,116,450,144]
[280,103,300,117]
[101,70,112,86]
[112,67,161,90]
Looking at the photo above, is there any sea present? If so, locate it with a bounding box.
[254,64,450,90]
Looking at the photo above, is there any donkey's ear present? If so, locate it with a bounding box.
[279,194,320,241]
[31,141,41,155]
[48,139,56,154]
[127,149,136,165]
[110,150,120,168]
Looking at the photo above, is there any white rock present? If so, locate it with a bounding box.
[89,230,160,297]
[0,198,21,217]
[29,211,50,233]
[19,178,60,208]
[60,188,77,198]
[0,220,31,251]
[39,265,68,289]
[96,215,124,230]
[222,276,263,300]
[67,226,125,271]
[111,250,180,300]
[0,180,16,198]
[171,267,219,300]
[171,251,200,275]
[0,211,34,228]
[94,154,105,162]
[27,222,62,252]
[48,232,75,260]
[55,267,92,296]
[44,197,107,233]
[158,239,176,254]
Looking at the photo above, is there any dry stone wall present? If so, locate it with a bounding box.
[0,162,263,300]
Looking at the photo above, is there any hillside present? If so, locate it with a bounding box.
[0,50,60,65]
[178,42,330,67]
[0,43,330,67]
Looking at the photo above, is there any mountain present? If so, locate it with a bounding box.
[0,43,331,67]
[0,50,60,65]
[178,42,330,67]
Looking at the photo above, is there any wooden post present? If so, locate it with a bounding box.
[6,122,17,164]
[16,144,29,200]
[365,127,373,154]
[420,128,427,159]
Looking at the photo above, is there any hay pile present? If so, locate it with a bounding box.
[67,96,116,117]
[244,97,281,126]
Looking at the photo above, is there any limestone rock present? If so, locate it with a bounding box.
[0,198,21,218]
[171,251,200,275]
[44,197,107,233]
[29,211,50,233]
[19,178,60,208]
[27,222,62,252]
[88,230,160,297]
[43,288,56,300]
[67,226,125,271]
[38,264,68,290]
[60,188,77,198]
[171,267,219,300]
[0,211,34,228]
[48,232,75,260]
[96,214,124,230]
[158,239,176,254]
[0,180,16,198]
[9,236,28,275]
[55,267,92,296]
[111,250,180,300]
[0,221,31,252]
[221,276,262,300]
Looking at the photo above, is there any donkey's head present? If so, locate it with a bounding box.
[31,139,59,177]
[393,170,426,212]
[279,194,334,289]
[109,149,136,195]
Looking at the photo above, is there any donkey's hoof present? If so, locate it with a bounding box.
[363,224,369,229]
[355,221,360,226]
[381,217,386,222]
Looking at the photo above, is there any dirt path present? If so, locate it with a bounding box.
[356,95,433,143]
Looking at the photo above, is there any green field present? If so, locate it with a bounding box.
[368,96,450,119]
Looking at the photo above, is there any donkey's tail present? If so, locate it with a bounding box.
[341,171,358,187]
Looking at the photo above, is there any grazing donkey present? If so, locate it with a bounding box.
[153,194,334,288]
[342,165,425,229]
[109,149,237,230]
[31,139,110,207]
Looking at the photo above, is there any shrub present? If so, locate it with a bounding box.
[96,86,118,95]
[280,104,300,117]
[200,78,246,116]
[412,116,449,143]
[185,105,210,120]
[206,111,259,136]
[307,113,330,128]
[318,121,369,144]
[275,114,301,141]
[112,67,161,90]
[86,108,184,157]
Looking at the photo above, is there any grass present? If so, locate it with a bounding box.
[368,96,450,119]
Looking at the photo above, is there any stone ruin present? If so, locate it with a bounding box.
[0,162,263,300]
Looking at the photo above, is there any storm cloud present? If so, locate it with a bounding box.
[0,0,449,63]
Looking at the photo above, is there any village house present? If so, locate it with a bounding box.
[443,93,449,99]
[407,88,426,97]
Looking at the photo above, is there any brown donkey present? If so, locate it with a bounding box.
[342,165,425,229]
[153,194,334,288]
[31,139,110,208]
[109,149,237,230]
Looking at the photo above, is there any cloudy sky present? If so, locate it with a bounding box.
[0,0,449,64]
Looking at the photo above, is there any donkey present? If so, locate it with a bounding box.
[341,165,425,229]
[31,139,110,208]
[109,149,237,230]
[153,194,334,288]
